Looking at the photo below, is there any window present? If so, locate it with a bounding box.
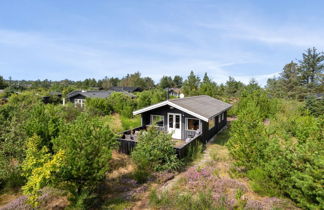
[222,113,225,121]
[186,118,200,130]
[175,115,180,129]
[74,99,85,107]
[151,115,164,127]
[169,114,174,128]
[208,118,215,130]
[218,114,221,123]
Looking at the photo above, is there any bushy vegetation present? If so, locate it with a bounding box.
[131,127,182,182]
[22,114,117,208]
[0,47,322,208]
[227,91,324,209]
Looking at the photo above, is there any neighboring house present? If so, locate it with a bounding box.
[42,92,62,104]
[67,90,135,107]
[118,95,232,157]
[109,86,143,93]
[311,93,324,100]
[165,88,182,98]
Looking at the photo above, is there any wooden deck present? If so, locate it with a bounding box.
[117,125,203,158]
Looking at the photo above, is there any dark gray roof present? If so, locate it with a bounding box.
[133,95,232,121]
[170,95,232,119]
[67,90,135,99]
[109,86,142,93]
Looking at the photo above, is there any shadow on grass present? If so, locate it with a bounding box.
[210,127,230,146]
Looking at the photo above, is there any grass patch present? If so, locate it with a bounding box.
[212,129,230,145]
[247,168,282,197]
[149,188,226,210]
[120,115,141,130]
[102,197,131,210]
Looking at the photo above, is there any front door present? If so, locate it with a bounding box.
[167,113,181,139]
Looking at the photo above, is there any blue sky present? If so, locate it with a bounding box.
[1,0,324,85]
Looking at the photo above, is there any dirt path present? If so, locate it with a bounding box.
[140,129,297,210]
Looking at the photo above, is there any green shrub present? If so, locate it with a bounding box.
[85,97,112,116]
[52,114,118,207]
[247,168,281,197]
[185,141,204,162]
[131,127,182,182]
[120,115,141,130]
[107,92,136,117]
[227,90,324,209]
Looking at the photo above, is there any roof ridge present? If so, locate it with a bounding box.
[170,95,210,101]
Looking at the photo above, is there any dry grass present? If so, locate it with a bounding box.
[151,129,298,210]
[0,193,21,207]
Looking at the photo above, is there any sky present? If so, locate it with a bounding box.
[1,0,324,86]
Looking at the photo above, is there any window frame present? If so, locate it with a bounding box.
[208,117,215,130]
[185,117,200,131]
[150,114,164,127]
[74,98,85,107]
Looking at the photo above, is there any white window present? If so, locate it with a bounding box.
[151,115,164,127]
[74,99,85,107]
[186,118,200,131]
[208,118,215,130]
[218,114,221,123]
[222,113,225,121]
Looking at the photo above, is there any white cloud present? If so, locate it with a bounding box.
[197,19,324,48]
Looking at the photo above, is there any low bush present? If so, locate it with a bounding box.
[131,127,182,182]
[85,97,113,116]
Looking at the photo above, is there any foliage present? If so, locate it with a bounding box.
[149,188,220,210]
[107,92,136,117]
[0,75,8,89]
[118,72,155,89]
[227,102,268,169]
[266,47,324,99]
[22,135,64,207]
[159,76,175,89]
[199,73,221,98]
[231,89,278,120]
[304,96,324,117]
[136,88,166,109]
[227,91,324,209]
[51,114,117,206]
[85,97,113,116]
[173,75,183,88]
[131,127,181,182]
[225,76,245,97]
[182,71,200,96]
[24,104,62,150]
[120,115,141,130]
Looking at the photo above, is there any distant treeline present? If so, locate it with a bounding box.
[0,47,323,100]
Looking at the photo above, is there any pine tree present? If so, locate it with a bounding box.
[299,47,324,86]
[173,75,183,88]
[182,71,200,96]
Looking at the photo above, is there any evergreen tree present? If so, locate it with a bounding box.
[280,61,304,99]
[0,76,7,89]
[159,76,174,89]
[199,73,217,97]
[182,71,200,96]
[225,76,244,97]
[173,75,183,88]
[299,47,324,86]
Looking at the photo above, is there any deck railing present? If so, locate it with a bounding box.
[117,126,203,158]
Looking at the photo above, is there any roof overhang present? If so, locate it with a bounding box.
[133,100,211,122]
